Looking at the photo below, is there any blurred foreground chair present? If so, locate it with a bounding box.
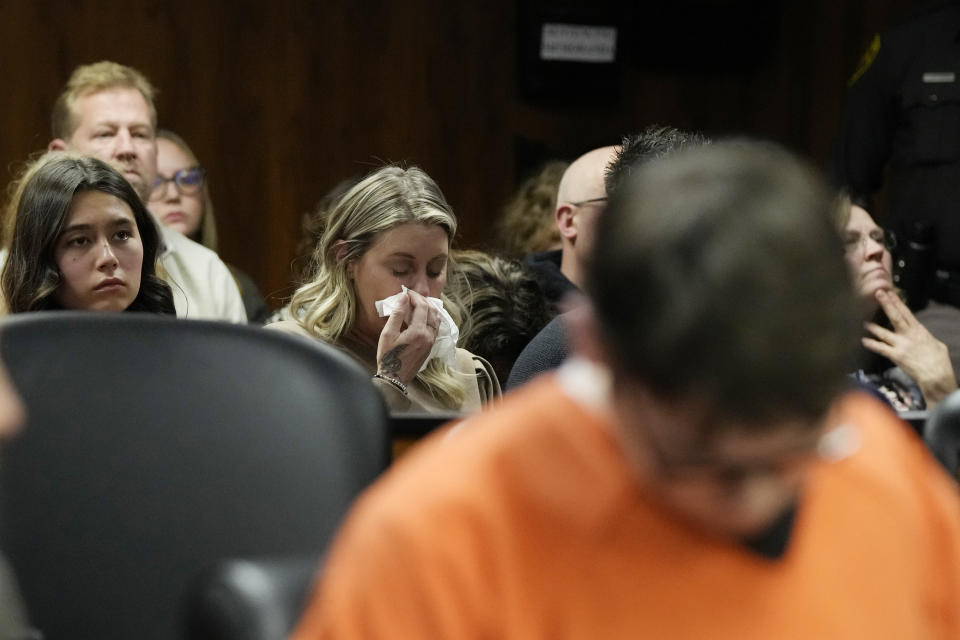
[186,413,466,640]
[0,312,389,640]
[924,388,960,479]
[184,556,318,640]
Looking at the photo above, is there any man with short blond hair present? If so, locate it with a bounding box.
[47,61,245,322]
[51,61,158,146]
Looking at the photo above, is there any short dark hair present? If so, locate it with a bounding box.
[589,140,859,426]
[604,125,709,197]
[2,153,175,315]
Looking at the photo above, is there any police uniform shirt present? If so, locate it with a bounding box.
[831,0,960,272]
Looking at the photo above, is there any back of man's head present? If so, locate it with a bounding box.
[449,250,551,383]
[589,140,859,426]
[604,125,709,197]
[51,61,157,140]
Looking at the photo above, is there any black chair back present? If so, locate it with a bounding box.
[184,556,317,640]
[924,388,960,478]
[0,312,389,639]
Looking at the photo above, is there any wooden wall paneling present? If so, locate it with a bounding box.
[0,0,934,309]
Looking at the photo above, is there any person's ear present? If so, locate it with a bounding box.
[332,240,349,262]
[565,297,608,365]
[556,203,578,241]
[332,240,354,277]
[48,139,68,152]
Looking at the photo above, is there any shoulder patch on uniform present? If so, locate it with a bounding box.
[848,34,881,87]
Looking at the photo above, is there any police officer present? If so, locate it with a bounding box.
[831,0,960,374]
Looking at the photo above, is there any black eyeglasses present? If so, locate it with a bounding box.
[149,166,205,200]
[569,197,608,207]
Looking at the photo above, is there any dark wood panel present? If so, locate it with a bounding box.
[0,0,928,307]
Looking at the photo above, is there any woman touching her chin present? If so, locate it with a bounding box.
[840,197,956,409]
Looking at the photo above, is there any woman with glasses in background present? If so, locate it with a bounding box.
[147,130,268,323]
[840,195,957,410]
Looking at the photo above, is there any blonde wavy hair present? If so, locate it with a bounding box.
[290,165,468,409]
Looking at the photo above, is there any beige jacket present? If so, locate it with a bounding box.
[156,222,246,323]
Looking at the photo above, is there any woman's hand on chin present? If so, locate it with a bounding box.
[863,289,958,406]
[376,290,441,385]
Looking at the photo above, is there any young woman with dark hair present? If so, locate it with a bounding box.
[2,152,175,315]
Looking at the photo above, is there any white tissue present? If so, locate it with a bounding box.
[375,286,459,372]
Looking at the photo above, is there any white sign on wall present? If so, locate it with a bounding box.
[540,23,617,63]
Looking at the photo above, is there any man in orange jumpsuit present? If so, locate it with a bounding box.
[292,141,960,639]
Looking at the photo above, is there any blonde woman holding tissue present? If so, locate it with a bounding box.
[268,166,500,413]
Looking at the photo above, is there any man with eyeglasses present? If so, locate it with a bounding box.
[524,145,616,315]
[508,126,707,388]
[46,61,245,322]
[291,141,960,639]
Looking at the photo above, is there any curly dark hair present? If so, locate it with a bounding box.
[449,250,551,383]
[2,153,175,315]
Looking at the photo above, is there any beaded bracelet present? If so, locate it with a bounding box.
[373,372,408,395]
